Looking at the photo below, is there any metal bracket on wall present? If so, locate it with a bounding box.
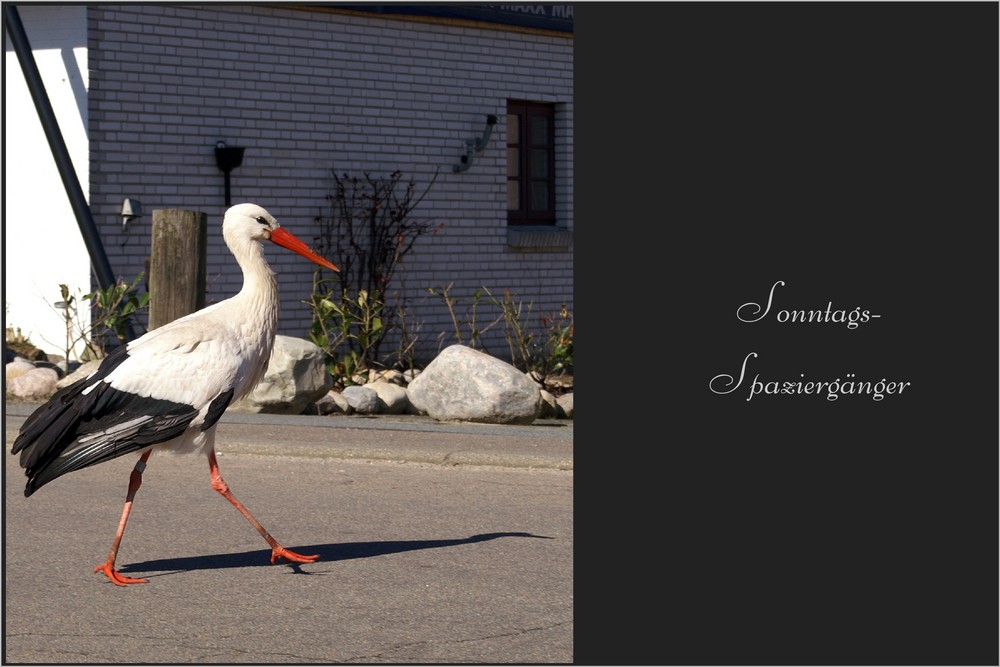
[453,114,498,172]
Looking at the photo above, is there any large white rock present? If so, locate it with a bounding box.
[5,359,36,382]
[407,344,541,425]
[229,335,333,414]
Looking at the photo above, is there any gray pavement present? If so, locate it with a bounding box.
[4,404,573,663]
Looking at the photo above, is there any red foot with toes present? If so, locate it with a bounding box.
[94,562,149,586]
[271,546,320,564]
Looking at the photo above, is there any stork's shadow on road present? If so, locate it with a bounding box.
[119,531,552,577]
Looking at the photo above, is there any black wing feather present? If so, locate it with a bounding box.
[201,388,235,432]
[26,400,197,495]
[11,346,202,497]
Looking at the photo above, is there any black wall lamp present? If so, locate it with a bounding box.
[120,197,142,229]
[453,114,498,173]
[215,141,245,206]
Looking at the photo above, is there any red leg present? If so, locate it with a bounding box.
[207,450,318,564]
[94,450,153,586]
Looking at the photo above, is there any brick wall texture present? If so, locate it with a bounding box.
[87,4,573,367]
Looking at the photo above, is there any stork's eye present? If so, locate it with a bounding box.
[255,216,268,225]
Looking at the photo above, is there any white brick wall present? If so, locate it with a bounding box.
[86,4,573,366]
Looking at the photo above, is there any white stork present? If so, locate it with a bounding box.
[11,203,339,586]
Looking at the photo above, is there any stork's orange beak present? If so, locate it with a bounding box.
[270,227,339,272]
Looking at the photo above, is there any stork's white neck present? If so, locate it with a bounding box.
[227,236,280,399]
[230,235,279,305]
[229,234,279,342]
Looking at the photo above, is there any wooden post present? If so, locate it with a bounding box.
[148,209,207,330]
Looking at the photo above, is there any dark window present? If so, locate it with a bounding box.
[507,100,555,225]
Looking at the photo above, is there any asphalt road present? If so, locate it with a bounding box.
[4,407,573,664]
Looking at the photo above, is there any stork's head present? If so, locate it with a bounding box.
[224,203,338,272]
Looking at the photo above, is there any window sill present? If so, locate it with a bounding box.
[506,225,573,251]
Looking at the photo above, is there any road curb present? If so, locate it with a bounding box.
[6,403,573,471]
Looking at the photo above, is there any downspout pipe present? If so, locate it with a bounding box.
[3,4,137,341]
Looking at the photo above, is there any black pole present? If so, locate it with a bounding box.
[3,4,137,341]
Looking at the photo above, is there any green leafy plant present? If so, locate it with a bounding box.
[85,273,149,351]
[490,292,574,382]
[42,274,149,362]
[487,287,537,372]
[307,284,385,387]
[427,282,501,351]
[541,304,574,375]
[392,298,422,374]
[308,169,439,386]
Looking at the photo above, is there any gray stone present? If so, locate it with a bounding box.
[229,335,333,414]
[538,389,559,418]
[366,380,410,414]
[54,359,82,375]
[545,372,573,392]
[368,369,406,385]
[342,385,380,414]
[32,360,65,379]
[556,392,573,419]
[406,344,541,425]
[313,390,353,415]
